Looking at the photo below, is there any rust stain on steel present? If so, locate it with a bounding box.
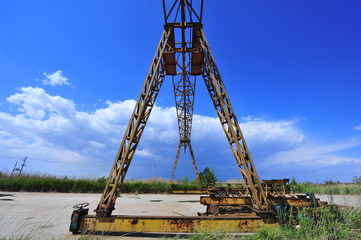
[130,219,139,225]
[168,218,195,231]
[238,220,248,229]
[201,196,321,208]
[81,214,279,233]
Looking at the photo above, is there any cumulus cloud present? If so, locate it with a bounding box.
[354,125,361,131]
[266,140,361,166]
[3,87,134,156]
[6,87,75,120]
[1,86,358,179]
[42,70,69,86]
[1,87,177,176]
[241,116,305,153]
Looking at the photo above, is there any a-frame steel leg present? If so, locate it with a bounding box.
[95,29,173,217]
[197,28,270,210]
[170,141,182,185]
[170,140,202,188]
[187,141,202,188]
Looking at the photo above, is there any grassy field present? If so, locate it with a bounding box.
[183,205,361,240]
[0,172,360,195]
[289,178,361,195]
[0,172,198,193]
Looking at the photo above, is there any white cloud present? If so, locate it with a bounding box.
[242,117,305,151]
[1,86,359,179]
[354,125,361,131]
[6,87,75,120]
[266,140,361,166]
[42,70,69,86]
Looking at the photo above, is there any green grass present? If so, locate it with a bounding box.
[1,172,360,195]
[0,172,199,193]
[175,206,361,240]
[289,180,361,195]
[248,206,361,240]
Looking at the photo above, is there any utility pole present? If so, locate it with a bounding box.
[18,156,27,176]
[153,163,156,177]
[11,161,18,176]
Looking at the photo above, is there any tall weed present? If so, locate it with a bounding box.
[0,172,198,193]
[250,206,361,240]
[176,207,361,239]
[289,178,361,195]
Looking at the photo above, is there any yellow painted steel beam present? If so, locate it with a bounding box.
[170,190,206,194]
[80,215,279,233]
[200,196,251,205]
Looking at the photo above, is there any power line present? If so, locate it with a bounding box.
[28,157,106,166]
[27,157,168,168]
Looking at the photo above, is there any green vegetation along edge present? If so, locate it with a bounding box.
[0,172,360,195]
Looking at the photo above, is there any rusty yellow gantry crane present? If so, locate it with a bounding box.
[69,0,327,234]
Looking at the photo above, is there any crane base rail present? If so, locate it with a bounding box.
[78,214,279,234]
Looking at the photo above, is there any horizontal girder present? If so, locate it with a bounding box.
[81,214,278,233]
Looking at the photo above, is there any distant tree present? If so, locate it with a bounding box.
[352,176,361,184]
[199,167,217,185]
[97,176,107,185]
[288,177,299,192]
[324,180,340,185]
[180,176,189,183]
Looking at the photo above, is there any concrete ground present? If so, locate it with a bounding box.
[0,192,205,240]
[0,192,359,240]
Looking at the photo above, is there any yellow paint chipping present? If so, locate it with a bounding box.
[81,215,279,233]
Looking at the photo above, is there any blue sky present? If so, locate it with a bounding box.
[0,0,360,183]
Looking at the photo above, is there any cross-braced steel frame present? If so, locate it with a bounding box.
[96,0,269,217]
[171,72,202,188]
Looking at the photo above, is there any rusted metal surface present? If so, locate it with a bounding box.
[164,29,176,75]
[206,179,291,198]
[201,196,251,206]
[81,214,278,233]
[200,180,327,215]
[95,28,172,217]
[170,190,206,194]
[207,183,248,197]
[198,27,270,210]
[262,179,291,195]
[200,196,325,208]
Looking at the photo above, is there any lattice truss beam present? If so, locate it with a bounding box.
[196,28,269,210]
[95,29,171,216]
[96,0,269,217]
[163,0,202,187]
[173,73,195,141]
